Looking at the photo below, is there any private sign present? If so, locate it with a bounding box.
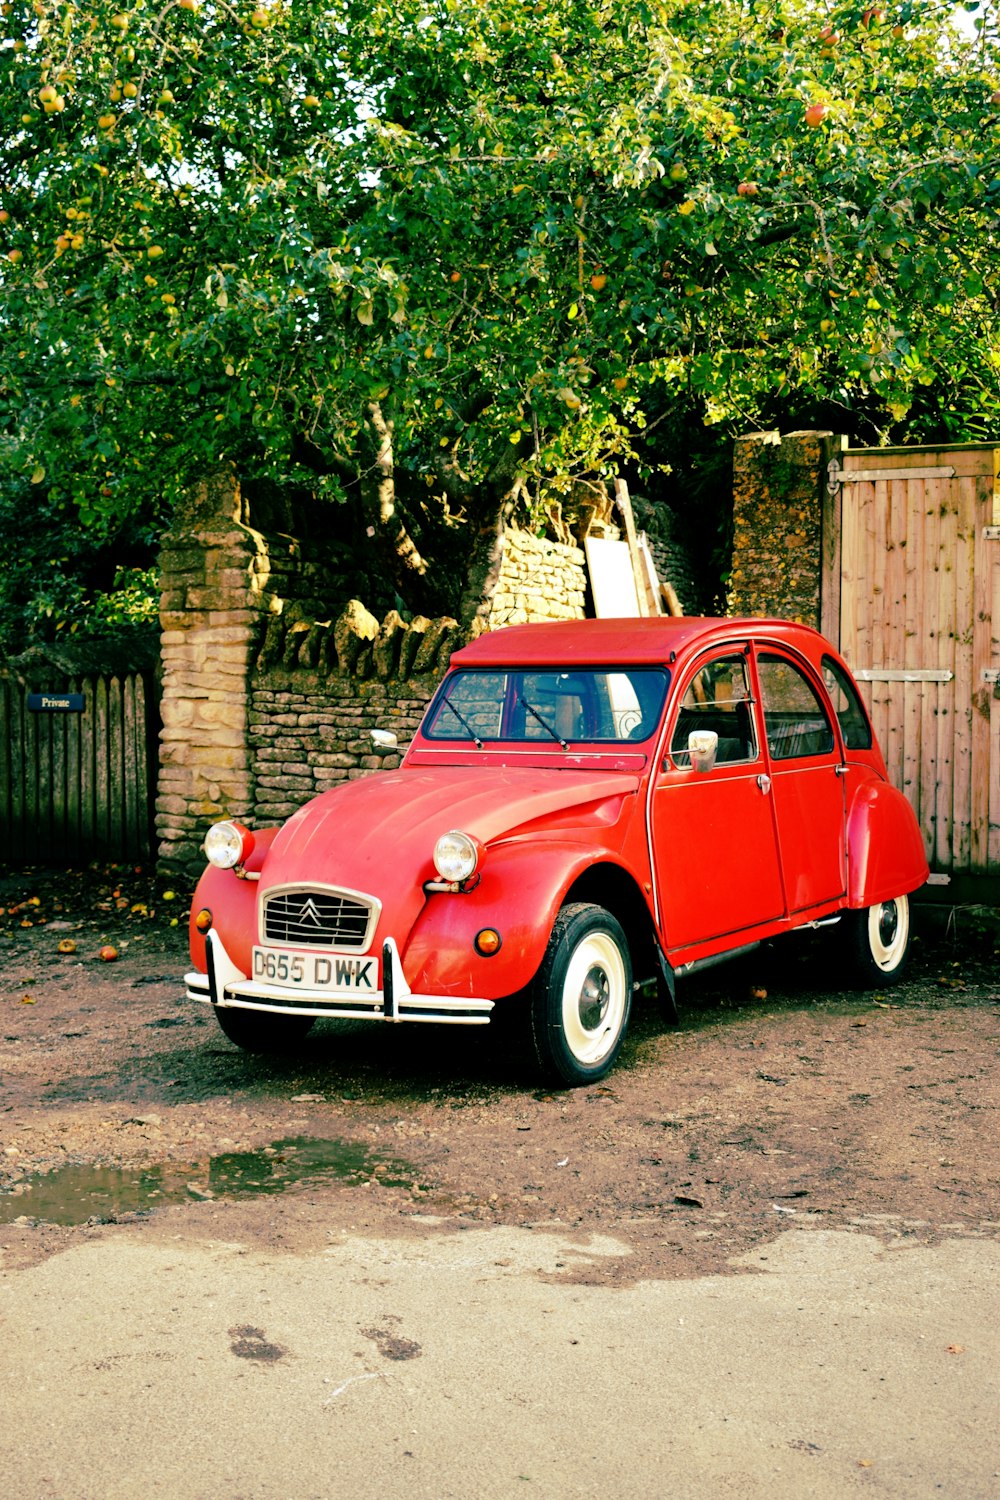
[27,693,86,712]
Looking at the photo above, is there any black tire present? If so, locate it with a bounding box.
[846,894,911,986]
[529,902,633,1087]
[212,1006,315,1053]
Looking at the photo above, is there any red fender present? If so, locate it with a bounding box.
[846,781,928,908]
[402,842,637,1001]
[187,826,281,974]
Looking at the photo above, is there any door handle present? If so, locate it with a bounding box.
[757,774,771,794]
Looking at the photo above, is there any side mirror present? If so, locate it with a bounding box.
[688,729,718,774]
[370,728,398,753]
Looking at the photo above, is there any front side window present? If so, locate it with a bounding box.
[758,654,836,760]
[669,654,756,766]
[423,667,669,745]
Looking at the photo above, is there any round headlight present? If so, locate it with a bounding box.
[204,820,255,870]
[433,829,481,884]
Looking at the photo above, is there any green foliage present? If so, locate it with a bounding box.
[0,0,997,572]
[0,464,159,645]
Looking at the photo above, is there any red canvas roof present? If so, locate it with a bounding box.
[450,616,827,669]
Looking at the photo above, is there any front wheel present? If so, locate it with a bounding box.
[846,894,911,986]
[213,1005,315,1053]
[529,903,633,1087]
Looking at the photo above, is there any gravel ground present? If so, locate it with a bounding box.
[1,864,997,1283]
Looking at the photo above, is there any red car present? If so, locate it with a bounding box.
[186,617,929,1086]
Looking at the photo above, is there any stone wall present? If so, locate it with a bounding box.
[728,430,837,626]
[250,676,435,823]
[488,527,587,627]
[248,600,460,824]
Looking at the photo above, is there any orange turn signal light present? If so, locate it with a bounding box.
[194,908,213,934]
[474,928,502,957]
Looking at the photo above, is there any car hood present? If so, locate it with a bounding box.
[260,765,639,903]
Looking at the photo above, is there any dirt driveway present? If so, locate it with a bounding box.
[1,865,998,1276]
[1,867,998,1497]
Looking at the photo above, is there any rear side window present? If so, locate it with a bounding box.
[758,655,835,760]
[822,656,873,750]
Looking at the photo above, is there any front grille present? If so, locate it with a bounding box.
[262,889,376,950]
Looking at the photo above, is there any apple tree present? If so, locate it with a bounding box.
[1,0,998,621]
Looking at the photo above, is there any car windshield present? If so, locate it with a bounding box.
[423,667,670,746]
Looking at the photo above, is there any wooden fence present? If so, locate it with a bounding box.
[0,672,160,864]
[824,442,1000,885]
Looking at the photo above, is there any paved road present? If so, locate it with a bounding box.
[3,1213,998,1499]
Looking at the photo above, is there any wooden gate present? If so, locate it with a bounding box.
[823,443,1000,885]
[0,672,160,865]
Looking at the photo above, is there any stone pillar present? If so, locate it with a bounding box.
[728,430,839,627]
[156,470,271,881]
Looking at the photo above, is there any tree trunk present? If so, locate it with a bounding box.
[455,444,526,629]
[359,401,438,613]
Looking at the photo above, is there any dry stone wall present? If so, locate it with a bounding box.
[250,676,435,823]
[249,600,460,823]
[728,430,836,626]
[488,527,587,627]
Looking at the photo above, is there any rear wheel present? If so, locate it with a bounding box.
[529,903,632,1087]
[846,894,911,986]
[212,1006,315,1053]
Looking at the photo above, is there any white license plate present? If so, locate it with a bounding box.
[251,947,379,993]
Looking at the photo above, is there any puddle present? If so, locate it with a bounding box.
[0,1137,422,1226]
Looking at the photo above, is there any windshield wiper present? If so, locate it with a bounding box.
[440,698,483,748]
[519,695,568,750]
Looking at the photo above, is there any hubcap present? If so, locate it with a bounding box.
[578,965,611,1033]
[877,901,899,948]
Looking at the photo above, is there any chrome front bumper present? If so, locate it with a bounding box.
[186,930,495,1026]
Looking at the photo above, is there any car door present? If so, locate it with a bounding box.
[753,649,847,914]
[650,648,785,954]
